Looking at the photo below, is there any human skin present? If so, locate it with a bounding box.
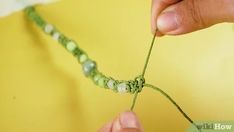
[98,111,143,132]
[151,0,234,35]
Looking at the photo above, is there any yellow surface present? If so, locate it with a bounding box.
[0,0,234,132]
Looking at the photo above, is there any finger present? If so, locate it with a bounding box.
[151,0,181,34]
[112,117,122,132]
[157,0,234,35]
[98,121,113,132]
[112,111,143,132]
[119,128,141,132]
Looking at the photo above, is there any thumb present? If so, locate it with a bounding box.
[157,0,234,35]
[112,111,143,132]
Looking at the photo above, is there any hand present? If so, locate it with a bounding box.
[98,111,143,132]
[151,0,234,35]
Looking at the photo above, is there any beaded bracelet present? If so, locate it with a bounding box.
[25,6,145,94]
[24,6,200,131]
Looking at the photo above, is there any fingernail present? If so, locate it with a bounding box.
[157,11,180,33]
[119,111,140,129]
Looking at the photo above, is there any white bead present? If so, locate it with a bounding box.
[79,54,88,63]
[44,24,54,34]
[117,82,127,93]
[52,32,60,41]
[107,79,115,89]
[66,41,77,52]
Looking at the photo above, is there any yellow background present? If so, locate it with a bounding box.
[0,0,234,131]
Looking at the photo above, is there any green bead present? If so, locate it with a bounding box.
[93,73,102,83]
[79,53,88,64]
[66,41,77,52]
[97,77,106,88]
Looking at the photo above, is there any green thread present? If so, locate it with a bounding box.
[144,83,201,131]
[141,30,157,77]
[24,6,200,131]
[130,31,157,110]
[145,84,193,122]
[130,91,139,110]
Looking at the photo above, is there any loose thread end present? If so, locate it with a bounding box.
[144,83,200,131]
[130,92,139,111]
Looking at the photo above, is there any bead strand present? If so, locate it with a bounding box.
[25,6,145,94]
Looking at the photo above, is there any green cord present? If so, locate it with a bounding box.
[141,30,157,77]
[130,30,157,110]
[128,30,200,131]
[144,83,201,131]
[144,84,194,123]
[130,92,139,110]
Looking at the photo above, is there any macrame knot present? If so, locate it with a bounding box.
[128,75,145,93]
